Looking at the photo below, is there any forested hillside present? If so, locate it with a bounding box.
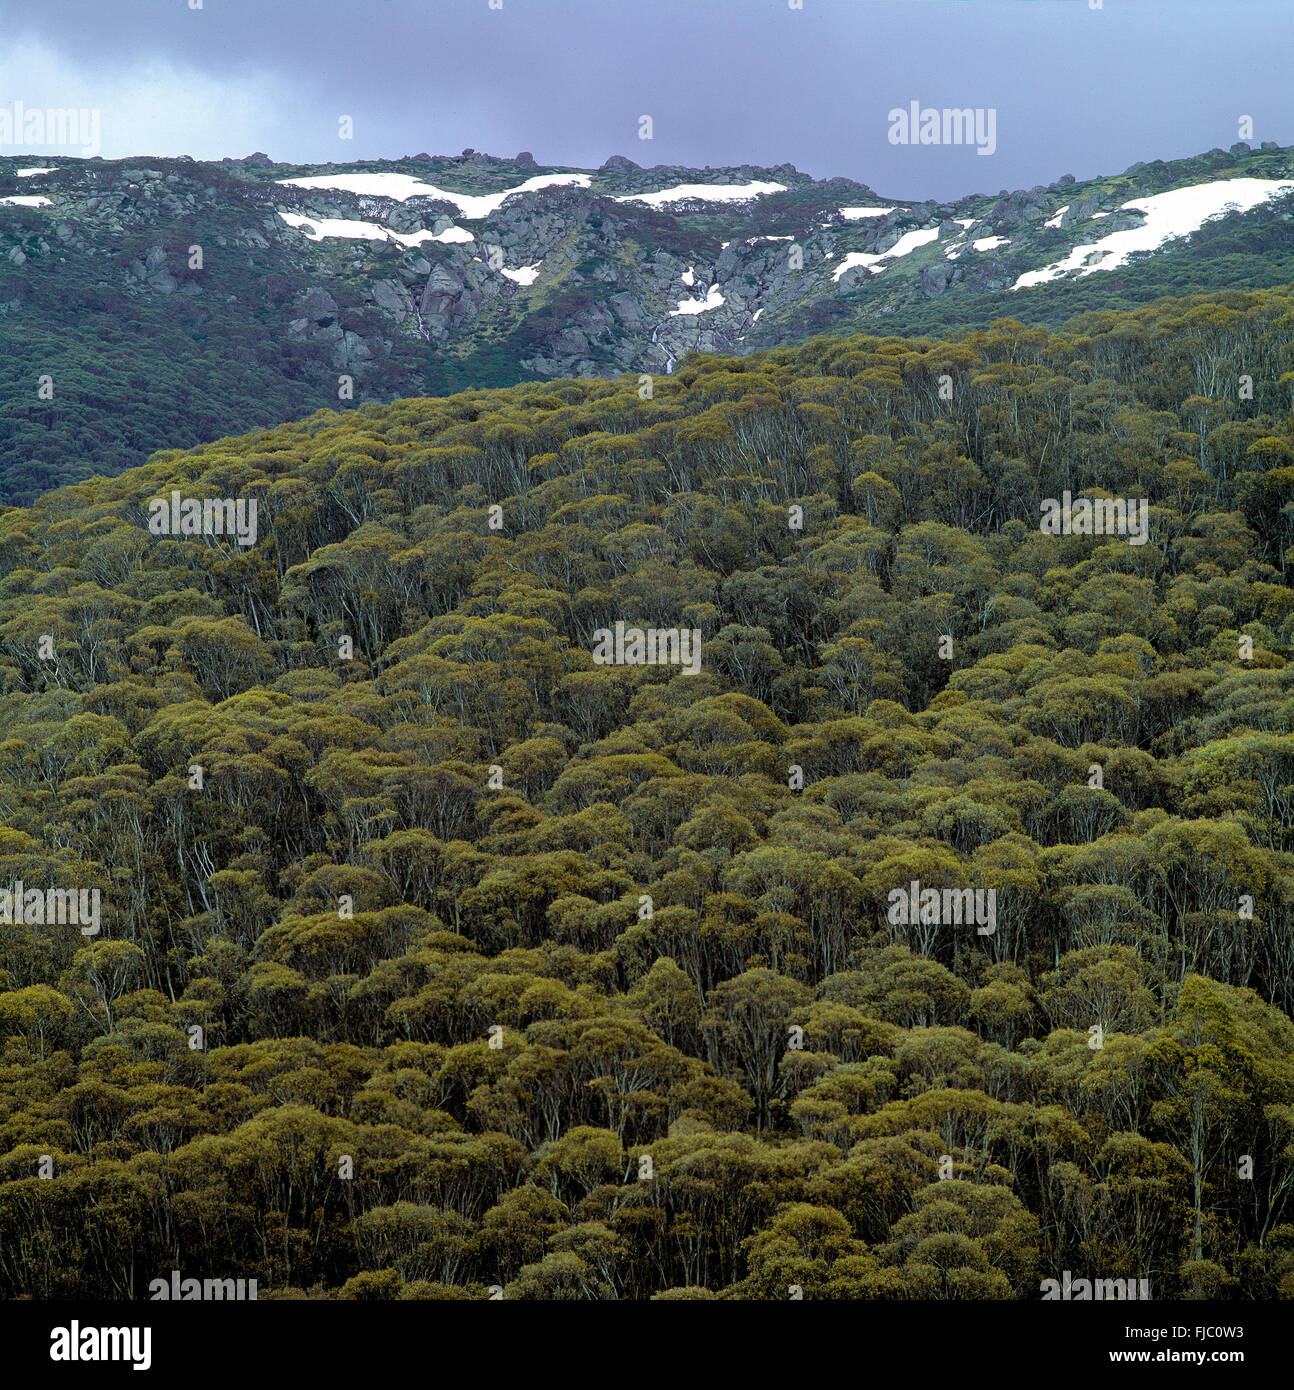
[5,141,1294,504]
[3,286,1294,1300]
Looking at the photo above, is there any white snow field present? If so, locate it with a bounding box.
[278,211,473,246]
[0,195,51,207]
[833,226,940,281]
[671,284,726,315]
[501,263,542,286]
[616,181,786,208]
[278,172,591,219]
[1014,178,1294,290]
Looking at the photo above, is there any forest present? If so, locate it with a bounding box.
[2,285,1294,1299]
[7,143,1294,508]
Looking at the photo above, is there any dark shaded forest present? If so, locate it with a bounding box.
[2,286,1294,1299]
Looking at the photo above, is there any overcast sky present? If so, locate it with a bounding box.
[2,0,1291,199]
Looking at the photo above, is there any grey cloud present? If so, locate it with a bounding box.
[7,0,1293,198]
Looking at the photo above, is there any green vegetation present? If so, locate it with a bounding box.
[5,145,1294,510]
[827,194,1294,339]
[0,160,435,507]
[2,286,1294,1299]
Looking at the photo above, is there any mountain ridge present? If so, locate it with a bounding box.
[3,140,1294,503]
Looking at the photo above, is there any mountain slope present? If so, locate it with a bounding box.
[3,142,1294,502]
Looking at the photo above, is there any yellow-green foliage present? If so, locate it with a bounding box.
[2,288,1294,1299]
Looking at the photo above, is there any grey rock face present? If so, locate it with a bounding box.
[987,188,1048,232]
[1059,192,1108,228]
[300,288,339,322]
[919,262,958,297]
[372,277,414,321]
[4,142,1289,393]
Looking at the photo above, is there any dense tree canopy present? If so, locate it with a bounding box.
[2,286,1294,1299]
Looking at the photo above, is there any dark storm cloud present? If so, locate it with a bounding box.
[4,0,1292,199]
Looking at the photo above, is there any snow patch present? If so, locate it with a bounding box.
[0,195,51,207]
[279,211,473,247]
[833,251,881,280]
[16,167,54,178]
[671,284,725,315]
[832,225,940,281]
[1043,205,1069,229]
[681,266,695,286]
[616,180,786,208]
[972,236,1010,252]
[840,206,896,219]
[882,226,941,259]
[278,171,591,219]
[501,262,542,286]
[1014,178,1294,291]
